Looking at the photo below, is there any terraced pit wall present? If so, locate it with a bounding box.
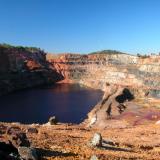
[1,45,160,98]
[47,53,160,98]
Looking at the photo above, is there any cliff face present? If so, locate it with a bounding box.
[46,53,160,128]
[47,53,160,98]
[1,47,160,98]
[0,46,63,95]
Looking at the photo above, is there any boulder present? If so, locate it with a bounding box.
[0,141,19,160]
[155,120,160,125]
[18,147,38,160]
[0,124,7,134]
[27,128,38,134]
[90,133,102,147]
[49,116,58,125]
[6,126,30,149]
[90,155,99,160]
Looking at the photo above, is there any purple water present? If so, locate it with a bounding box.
[0,83,103,124]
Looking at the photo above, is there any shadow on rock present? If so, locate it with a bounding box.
[102,140,132,152]
[36,148,78,158]
[116,88,134,103]
[0,141,19,160]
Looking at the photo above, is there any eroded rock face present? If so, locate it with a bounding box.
[85,84,134,128]
[47,53,160,98]
[0,46,63,96]
[1,46,160,99]
[1,47,160,97]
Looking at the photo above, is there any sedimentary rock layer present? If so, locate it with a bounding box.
[47,53,160,97]
[1,46,160,97]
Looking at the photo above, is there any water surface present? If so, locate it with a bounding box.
[0,83,103,124]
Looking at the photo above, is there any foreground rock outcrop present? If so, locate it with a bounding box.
[0,45,63,95]
[1,122,160,160]
[0,125,38,160]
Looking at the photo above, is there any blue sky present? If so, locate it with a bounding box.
[0,0,160,54]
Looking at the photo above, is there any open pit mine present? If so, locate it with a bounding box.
[0,45,160,160]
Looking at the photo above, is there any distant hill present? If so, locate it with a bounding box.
[89,50,128,55]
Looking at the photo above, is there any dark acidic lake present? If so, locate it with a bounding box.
[0,83,103,124]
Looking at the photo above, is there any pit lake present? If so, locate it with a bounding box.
[0,83,103,124]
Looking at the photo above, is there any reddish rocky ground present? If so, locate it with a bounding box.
[1,122,160,160]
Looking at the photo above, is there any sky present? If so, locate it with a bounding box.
[0,0,160,54]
